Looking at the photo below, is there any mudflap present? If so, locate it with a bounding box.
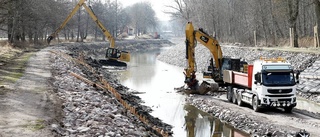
[98,59,127,67]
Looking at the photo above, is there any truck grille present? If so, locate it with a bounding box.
[266,94,294,97]
[278,98,292,102]
[267,89,292,94]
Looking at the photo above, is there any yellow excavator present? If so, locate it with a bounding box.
[183,22,223,94]
[47,0,130,67]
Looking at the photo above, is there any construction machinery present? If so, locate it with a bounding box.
[184,22,222,94]
[184,22,300,112]
[47,0,130,67]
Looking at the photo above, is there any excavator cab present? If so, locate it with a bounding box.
[105,48,130,62]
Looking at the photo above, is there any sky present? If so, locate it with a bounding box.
[117,0,172,21]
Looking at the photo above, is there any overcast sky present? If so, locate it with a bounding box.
[117,0,172,21]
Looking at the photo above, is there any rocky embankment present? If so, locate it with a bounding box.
[50,40,173,136]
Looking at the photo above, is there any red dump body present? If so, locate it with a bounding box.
[233,65,253,88]
[223,65,254,88]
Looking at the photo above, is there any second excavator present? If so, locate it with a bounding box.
[47,0,130,67]
[183,22,222,94]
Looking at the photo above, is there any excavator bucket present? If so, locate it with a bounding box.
[196,81,219,94]
[183,81,219,95]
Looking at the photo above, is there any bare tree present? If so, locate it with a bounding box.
[315,0,320,46]
[126,2,157,36]
[287,0,300,47]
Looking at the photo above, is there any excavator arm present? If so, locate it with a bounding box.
[47,0,86,44]
[82,4,130,62]
[184,22,223,84]
[184,22,223,94]
[82,4,114,48]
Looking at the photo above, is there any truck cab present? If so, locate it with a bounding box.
[251,58,297,112]
[223,57,298,112]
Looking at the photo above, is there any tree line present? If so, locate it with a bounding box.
[0,0,157,44]
[167,0,320,47]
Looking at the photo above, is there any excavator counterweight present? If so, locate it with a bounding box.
[47,0,130,67]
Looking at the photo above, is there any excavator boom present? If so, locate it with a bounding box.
[47,0,86,44]
[184,22,222,94]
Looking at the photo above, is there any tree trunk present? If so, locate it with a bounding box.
[77,8,81,42]
[287,0,299,48]
[315,0,320,47]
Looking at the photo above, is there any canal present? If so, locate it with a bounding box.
[118,48,249,137]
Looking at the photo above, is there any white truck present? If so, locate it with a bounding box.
[223,57,299,112]
[183,22,299,112]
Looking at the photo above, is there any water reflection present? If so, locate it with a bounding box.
[119,50,158,87]
[119,48,249,137]
[184,104,248,137]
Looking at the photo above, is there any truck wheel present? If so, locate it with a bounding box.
[284,107,293,113]
[237,92,243,106]
[232,90,237,104]
[252,96,261,112]
[227,86,233,102]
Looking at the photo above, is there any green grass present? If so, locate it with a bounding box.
[24,119,45,131]
[0,52,34,85]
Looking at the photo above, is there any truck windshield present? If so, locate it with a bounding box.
[262,72,295,86]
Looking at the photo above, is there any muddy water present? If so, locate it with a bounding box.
[118,48,249,137]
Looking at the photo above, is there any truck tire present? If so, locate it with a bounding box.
[237,92,243,106]
[232,90,237,104]
[284,107,293,113]
[227,86,233,102]
[252,95,261,112]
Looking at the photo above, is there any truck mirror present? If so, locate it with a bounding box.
[254,73,259,81]
[295,71,300,84]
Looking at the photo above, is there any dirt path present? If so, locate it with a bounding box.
[0,48,59,137]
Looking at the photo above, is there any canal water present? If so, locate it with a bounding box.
[118,48,249,137]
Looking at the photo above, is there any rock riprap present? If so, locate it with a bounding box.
[50,41,174,136]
